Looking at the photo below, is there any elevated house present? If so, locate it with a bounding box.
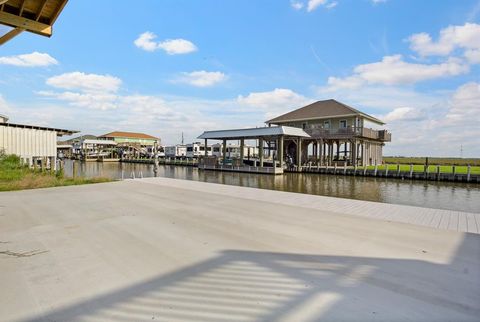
[99,131,160,159]
[266,99,391,166]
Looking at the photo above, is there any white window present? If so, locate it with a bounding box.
[339,120,347,128]
[324,120,330,129]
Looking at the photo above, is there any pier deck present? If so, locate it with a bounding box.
[1,178,479,321]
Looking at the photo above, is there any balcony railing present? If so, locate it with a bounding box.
[305,126,391,142]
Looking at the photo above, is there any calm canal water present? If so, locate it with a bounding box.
[63,161,480,213]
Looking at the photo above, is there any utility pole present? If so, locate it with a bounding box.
[181,132,184,145]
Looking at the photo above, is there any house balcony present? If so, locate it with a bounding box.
[305,126,391,142]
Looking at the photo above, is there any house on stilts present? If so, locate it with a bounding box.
[266,99,391,167]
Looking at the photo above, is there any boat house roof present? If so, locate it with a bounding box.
[266,99,385,125]
[198,126,310,140]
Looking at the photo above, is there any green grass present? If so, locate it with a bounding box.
[0,154,112,191]
[383,157,480,167]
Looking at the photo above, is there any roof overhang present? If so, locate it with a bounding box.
[0,121,78,136]
[267,113,385,126]
[0,0,68,45]
[81,139,117,146]
[198,126,311,140]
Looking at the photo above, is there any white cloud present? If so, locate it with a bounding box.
[326,1,338,9]
[444,82,480,125]
[381,107,426,123]
[134,32,197,55]
[407,23,480,57]
[290,1,304,10]
[46,72,122,93]
[237,88,312,119]
[307,0,328,12]
[173,71,227,87]
[322,55,468,90]
[0,52,58,67]
[464,48,480,64]
[371,0,387,4]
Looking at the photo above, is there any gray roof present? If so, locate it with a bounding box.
[266,99,385,125]
[0,122,78,136]
[198,126,310,140]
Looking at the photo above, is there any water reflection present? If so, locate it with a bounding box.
[63,161,480,213]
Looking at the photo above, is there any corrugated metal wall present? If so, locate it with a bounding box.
[0,126,57,160]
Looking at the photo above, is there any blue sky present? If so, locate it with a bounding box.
[1,0,479,156]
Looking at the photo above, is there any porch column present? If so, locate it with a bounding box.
[319,139,323,165]
[296,138,302,170]
[336,140,340,161]
[259,138,264,167]
[278,136,284,168]
[222,139,227,164]
[240,138,245,163]
[204,139,208,157]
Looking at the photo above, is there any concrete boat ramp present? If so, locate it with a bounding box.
[0,178,479,321]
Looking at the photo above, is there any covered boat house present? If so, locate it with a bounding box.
[197,126,310,174]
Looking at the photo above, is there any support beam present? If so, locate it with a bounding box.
[0,11,52,37]
[204,139,208,157]
[36,0,49,21]
[259,138,264,167]
[296,138,301,171]
[278,136,284,168]
[240,138,244,163]
[0,27,24,45]
[222,139,226,165]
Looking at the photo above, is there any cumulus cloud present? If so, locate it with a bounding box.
[321,55,468,90]
[444,82,480,125]
[173,71,227,87]
[237,88,312,119]
[134,32,197,55]
[46,72,122,93]
[381,107,426,123]
[407,23,480,58]
[290,1,304,10]
[0,52,58,67]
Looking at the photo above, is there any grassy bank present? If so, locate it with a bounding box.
[0,154,112,191]
[384,157,480,166]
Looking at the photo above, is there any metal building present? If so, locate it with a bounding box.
[0,115,77,168]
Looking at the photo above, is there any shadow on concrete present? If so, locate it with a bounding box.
[24,234,480,321]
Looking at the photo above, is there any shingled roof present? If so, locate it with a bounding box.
[266,99,385,125]
[99,131,158,140]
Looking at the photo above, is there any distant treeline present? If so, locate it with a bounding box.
[384,157,480,166]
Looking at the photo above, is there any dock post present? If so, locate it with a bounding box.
[374,164,378,176]
[409,164,413,178]
[452,165,456,181]
[259,138,264,167]
[131,171,135,179]
[278,136,284,169]
[363,164,367,176]
[385,165,389,177]
[72,160,76,179]
[396,163,400,176]
[222,139,227,165]
[296,138,301,172]
[353,164,357,176]
[343,162,347,175]
[334,163,337,174]
[467,165,471,182]
[436,165,440,181]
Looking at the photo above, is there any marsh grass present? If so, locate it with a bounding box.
[0,154,112,191]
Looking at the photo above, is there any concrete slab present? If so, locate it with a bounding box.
[0,178,479,322]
